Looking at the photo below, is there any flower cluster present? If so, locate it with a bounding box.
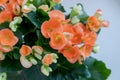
[0,0,110,79]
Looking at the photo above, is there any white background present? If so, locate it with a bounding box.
[62,0,120,80]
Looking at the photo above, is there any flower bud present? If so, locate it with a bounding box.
[52,0,62,3]
[39,5,49,12]
[94,9,102,17]
[41,65,52,76]
[29,57,38,65]
[34,53,42,60]
[20,56,32,68]
[92,45,100,53]
[51,53,58,63]
[9,17,22,32]
[70,4,83,17]
[102,20,109,28]
[71,16,80,24]
[32,46,43,55]
[22,4,36,13]
[0,72,7,80]
[14,17,23,24]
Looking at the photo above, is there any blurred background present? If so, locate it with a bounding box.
[62,0,120,80]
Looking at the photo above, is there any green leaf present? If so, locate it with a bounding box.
[0,22,10,29]
[22,9,49,30]
[7,71,23,80]
[12,47,20,60]
[53,4,66,12]
[24,32,38,46]
[22,65,49,80]
[18,16,36,35]
[0,57,22,73]
[83,57,111,80]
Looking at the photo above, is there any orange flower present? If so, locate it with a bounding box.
[17,0,24,5]
[0,29,18,47]
[20,45,32,56]
[70,23,84,45]
[0,0,8,5]
[80,45,93,58]
[50,32,67,50]
[52,0,61,3]
[49,10,65,21]
[62,24,74,40]
[0,10,12,24]
[5,0,20,16]
[42,54,53,65]
[41,19,62,38]
[63,24,74,33]
[60,43,81,63]
[83,31,97,46]
[86,16,101,32]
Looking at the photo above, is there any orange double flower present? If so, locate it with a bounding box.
[41,10,98,63]
[0,0,22,24]
[0,29,18,52]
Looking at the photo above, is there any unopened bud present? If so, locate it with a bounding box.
[29,57,38,65]
[92,45,100,53]
[22,4,36,13]
[102,20,109,28]
[70,4,83,17]
[41,65,52,76]
[39,5,49,12]
[94,9,102,17]
[71,16,80,24]
[0,72,7,80]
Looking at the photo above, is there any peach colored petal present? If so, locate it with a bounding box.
[20,56,32,68]
[32,46,43,55]
[49,10,65,21]
[42,54,53,65]
[60,44,81,63]
[41,19,62,38]
[0,29,18,46]
[0,10,12,23]
[86,16,100,32]
[50,32,67,50]
[20,45,32,56]
[83,31,97,46]
[0,44,12,52]
[53,0,61,3]
[80,45,93,58]
[0,0,8,5]
[17,0,24,5]
[70,23,84,45]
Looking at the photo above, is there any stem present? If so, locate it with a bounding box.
[57,64,69,71]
